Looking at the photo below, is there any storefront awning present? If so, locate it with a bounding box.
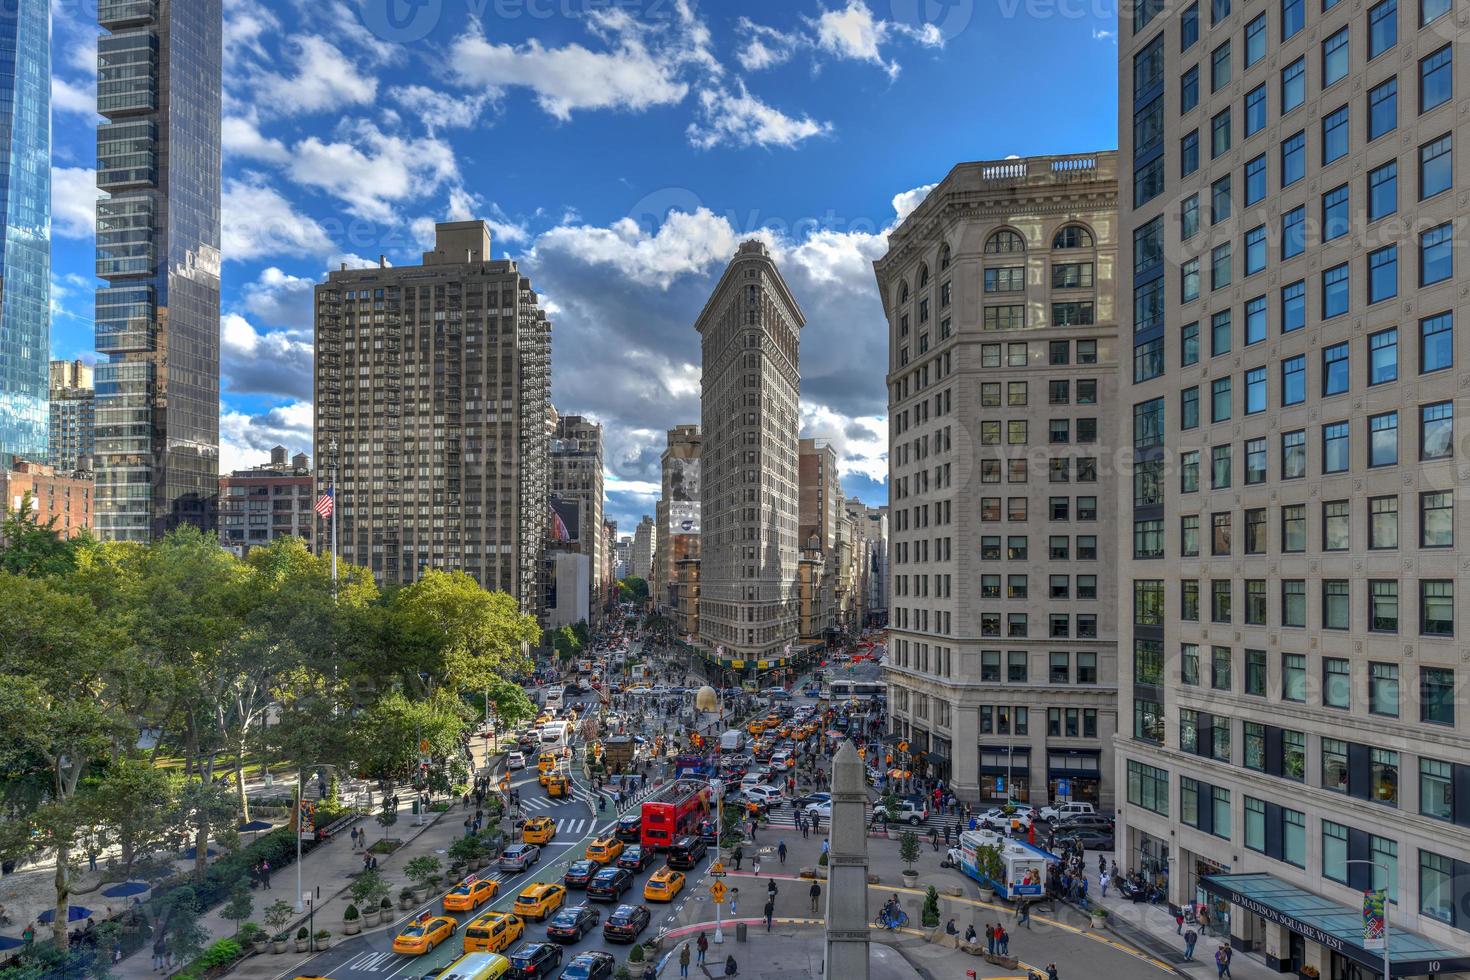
[1201,873,1470,975]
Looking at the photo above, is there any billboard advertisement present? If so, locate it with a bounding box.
[668,457,701,535]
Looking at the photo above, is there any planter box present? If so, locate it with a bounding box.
[977,889,995,902]
[294,939,310,953]
[342,921,361,936]
[1090,915,1107,929]
[901,873,918,888]
[314,936,332,950]
[272,941,288,954]
[943,887,963,898]
[399,897,416,910]
[362,910,380,927]
[251,941,268,956]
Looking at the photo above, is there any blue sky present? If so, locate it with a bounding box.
[47,0,1119,532]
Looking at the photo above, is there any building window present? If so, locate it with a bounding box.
[1369,162,1397,220]
[1283,808,1306,867]
[1420,222,1453,285]
[1369,78,1398,141]
[1282,279,1305,332]
[1282,580,1306,627]
[1282,505,1306,553]
[1211,644,1231,690]
[1421,579,1454,635]
[1282,59,1305,114]
[1369,412,1398,467]
[1371,662,1400,717]
[1323,821,1349,882]
[1323,263,1350,317]
[1322,28,1350,87]
[1324,657,1351,709]
[1420,134,1452,199]
[1323,737,1349,792]
[1323,580,1349,630]
[1244,85,1266,137]
[1368,247,1398,303]
[1420,45,1452,113]
[1421,401,1453,459]
[1369,496,1399,549]
[1127,760,1168,813]
[1420,758,1453,820]
[1322,106,1350,164]
[1182,581,1200,622]
[1370,580,1399,633]
[1420,311,1453,372]
[1420,667,1454,725]
[1323,422,1350,473]
[1371,748,1399,806]
[1182,643,1199,685]
[1245,797,1266,852]
[1421,490,1453,547]
[1420,851,1457,925]
[1245,648,1267,693]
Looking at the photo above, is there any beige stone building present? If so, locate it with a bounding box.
[653,424,702,614]
[630,515,655,582]
[550,413,605,614]
[312,221,551,614]
[1116,1,1470,972]
[696,241,805,668]
[877,152,1121,807]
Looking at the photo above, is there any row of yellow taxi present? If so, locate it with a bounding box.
[745,715,818,742]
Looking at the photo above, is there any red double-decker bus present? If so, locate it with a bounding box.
[640,779,712,850]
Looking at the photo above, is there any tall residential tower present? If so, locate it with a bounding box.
[0,0,50,464]
[93,0,223,540]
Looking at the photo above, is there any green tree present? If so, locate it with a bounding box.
[552,625,581,662]
[618,577,649,603]
[220,881,255,936]
[0,492,82,577]
[392,570,539,696]
[348,689,471,782]
[87,756,179,879]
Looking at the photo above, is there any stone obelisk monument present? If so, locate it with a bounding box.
[823,740,870,980]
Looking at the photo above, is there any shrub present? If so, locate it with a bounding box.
[237,922,264,946]
[197,938,242,969]
[379,897,393,912]
[405,856,442,888]
[349,869,390,909]
[898,832,921,871]
[628,944,644,963]
[314,930,331,940]
[818,851,828,867]
[344,905,360,921]
[262,900,294,938]
[399,888,417,902]
[296,927,309,941]
[921,887,940,928]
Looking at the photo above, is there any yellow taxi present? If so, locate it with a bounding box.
[642,867,685,902]
[586,836,624,864]
[511,882,567,922]
[535,712,553,726]
[521,816,556,845]
[442,878,500,912]
[746,719,767,736]
[391,915,457,955]
[545,774,570,798]
[462,912,522,954]
[537,752,559,775]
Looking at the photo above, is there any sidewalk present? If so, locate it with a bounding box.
[1078,862,1280,980]
[113,740,497,980]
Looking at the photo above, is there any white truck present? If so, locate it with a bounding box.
[719,729,746,752]
[1039,801,1097,823]
[956,830,1051,900]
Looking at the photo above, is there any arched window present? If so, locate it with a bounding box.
[918,263,930,287]
[985,229,1026,254]
[899,280,910,304]
[1052,224,1095,249]
[939,244,952,270]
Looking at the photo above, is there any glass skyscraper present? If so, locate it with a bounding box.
[95,0,222,540]
[0,0,51,465]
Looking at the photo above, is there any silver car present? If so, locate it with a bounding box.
[499,843,541,872]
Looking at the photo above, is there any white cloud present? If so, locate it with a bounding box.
[256,36,378,115]
[51,76,94,116]
[388,85,494,132]
[220,400,314,475]
[687,82,831,150]
[51,166,100,239]
[287,123,459,222]
[221,312,315,400]
[223,116,290,163]
[1092,28,1118,41]
[734,19,803,71]
[891,182,937,222]
[240,267,317,328]
[813,0,943,78]
[533,208,739,290]
[448,17,689,121]
[801,403,888,484]
[222,177,336,261]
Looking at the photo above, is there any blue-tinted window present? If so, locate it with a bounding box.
[1420,313,1453,373]
[1369,245,1398,303]
[1282,280,1306,332]
[1182,2,1200,48]
[1181,131,1200,177]
[1182,66,1200,113]
[1182,258,1201,302]
[1369,328,1398,384]
[1246,367,1267,414]
[1212,41,1233,91]
[1136,96,1164,156]
[1369,78,1397,140]
[1282,205,1306,258]
[1323,264,1350,318]
[1368,0,1397,58]
[1323,29,1350,87]
[1420,46,1452,113]
[1420,223,1453,285]
[1211,176,1232,223]
[1181,194,1200,238]
[1245,295,1267,344]
[1245,14,1267,66]
[1245,154,1267,204]
[1282,58,1306,112]
[1134,33,1165,91]
[1322,105,1350,164]
[1281,131,1305,185]
[1419,134,1452,199]
[1282,0,1304,37]
[1282,355,1306,404]
[1211,244,1232,290]
[1182,321,1200,366]
[1245,84,1268,136]
[1212,0,1231,25]
[1135,157,1164,207]
[1212,108,1232,157]
[1212,310,1232,355]
[1369,162,1397,220]
[1421,0,1450,25]
[1135,278,1165,331]
[1323,422,1350,473]
[1212,378,1232,423]
[1245,226,1267,276]
[1323,185,1350,241]
[1324,342,1351,395]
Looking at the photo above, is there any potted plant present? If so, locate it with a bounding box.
[405,856,443,901]
[816,850,829,878]
[921,886,941,928]
[399,887,417,911]
[263,900,293,954]
[898,831,921,887]
[449,835,482,871]
[1089,906,1109,930]
[628,943,645,969]
[238,922,267,955]
[314,929,332,950]
[343,905,361,936]
[295,926,311,953]
[974,844,1004,903]
[350,869,390,925]
[380,896,394,920]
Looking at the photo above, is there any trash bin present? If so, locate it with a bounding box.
[736,922,747,943]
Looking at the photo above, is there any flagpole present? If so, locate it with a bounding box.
[330,439,339,597]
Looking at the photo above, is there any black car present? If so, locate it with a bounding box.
[508,941,563,979]
[616,845,655,873]
[563,860,598,889]
[545,904,600,943]
[696,819,718,845]
[614,813,642,842]
[1056,814,1116,833]
[602,904,651,943]
[667,834,707,870]
[558,951,616,980]
[1056,828,1115,851]
[585,867,634,901]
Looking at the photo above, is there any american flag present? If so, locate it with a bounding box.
[314,488,334,518]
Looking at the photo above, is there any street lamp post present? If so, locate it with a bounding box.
[711,777,724,945]
[294,765,335,914]
[1343,860,1391,980]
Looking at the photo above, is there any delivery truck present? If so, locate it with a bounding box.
[955,830,1056,900]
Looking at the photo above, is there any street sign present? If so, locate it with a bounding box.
[419,738,430,754]
[709,861,725,875]
[897,740,909,753]
[710,881,728,904]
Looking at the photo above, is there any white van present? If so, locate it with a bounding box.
[544,688,565,712]
[719,730,745,752]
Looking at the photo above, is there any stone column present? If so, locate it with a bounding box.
[950,705,980,804]
[824,741,870,980]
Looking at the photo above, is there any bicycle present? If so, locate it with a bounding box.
[872,909,908,930]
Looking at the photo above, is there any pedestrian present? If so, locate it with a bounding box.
[1175,910,1185,934]
[997,926,1009,955]
[1100,870,1110,897]
[944,918,957,936]
[696,932,708,965]
[1183,928,1198,961]
[723,954,738,976]
[729,887,738,916]
[1017,901,1031,929]
[777,841,787,865]
[767,878,778,903]
[752,855,761,876]
[822,838,829,856]
[986,923,996,955]
[732,845,744,872]
[1215,944,1232,978]
[1199,906,1211,937]
[1046,965,1059,980]
[964,923,976,944]
[809,881,822,913]
[763,899,774,931]
[149,931,165,971]
[679,942,691,978]
[929,826,939,851]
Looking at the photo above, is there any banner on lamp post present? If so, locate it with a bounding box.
[1362,889,1386,950]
